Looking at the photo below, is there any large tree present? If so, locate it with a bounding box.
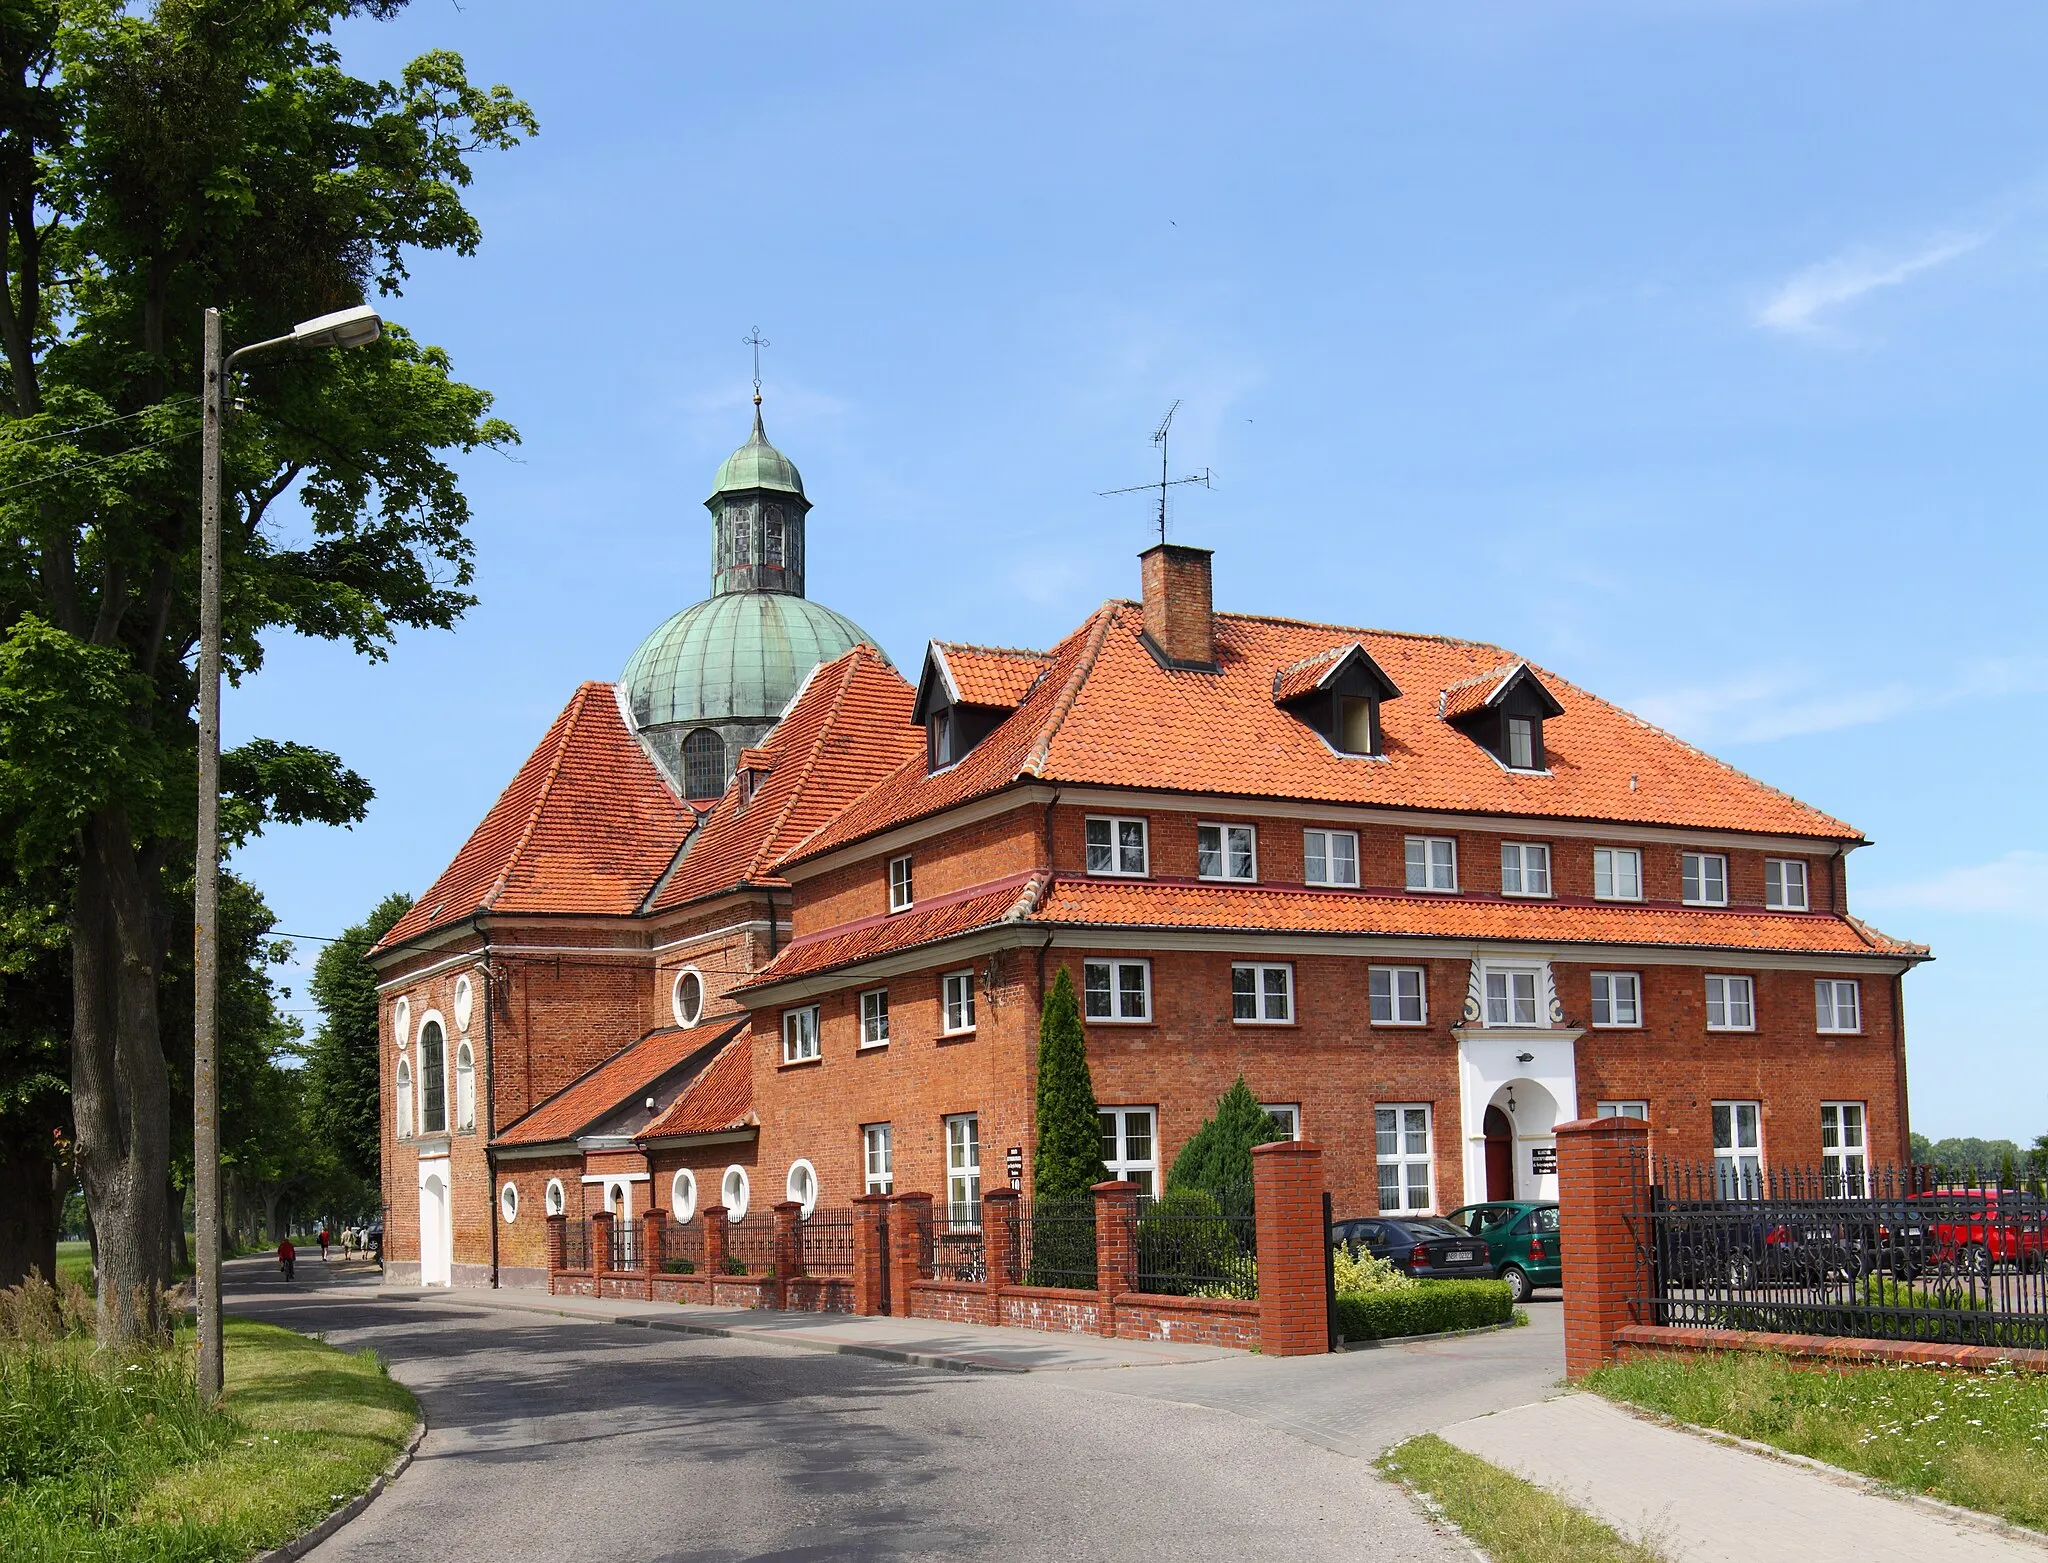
[301,891,410,1190]
[0,1,531,1340]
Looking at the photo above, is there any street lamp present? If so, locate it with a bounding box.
[194,302,381,1399]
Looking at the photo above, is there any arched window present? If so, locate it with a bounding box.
[672,969,704,1028]
[728,502,753,564]
[395,1058,413,1139]
[454,1041,475,1132]
[419,1019,447,1134]
[764,504,784,567]
[671,1169,698,1222]
[545,1178,566,1217]
[681,728,725,800]
[721,1165,751,1221]
[787,1160,818,1218]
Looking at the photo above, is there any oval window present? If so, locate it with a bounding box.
[394,997,410,1050]
[721,1165,750,1221]
[500,1182,519,1223]
[786,1159,818,1218]
[671,1168,698,1222]
[453,974,473,1031]
[672,969,704,1029]
[545,1178,566,1217]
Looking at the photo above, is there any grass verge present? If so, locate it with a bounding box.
[1377,1434,1667,1563]
[1587,1352,2048,1532]
[0,1316,417,1562]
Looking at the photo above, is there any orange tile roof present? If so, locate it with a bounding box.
[787,604,1861,865]
[741,878,1040,987]
[376,683,694,952]
[1439,662,1524,721]
[932,642,1052,708]
[638,1035,754,1140]
[649,645,921,912]
[494,1018,745,1147]
[1271,642,1363,703]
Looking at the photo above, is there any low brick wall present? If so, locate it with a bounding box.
[651,1274,711,1305]
[909,1280,1256,1346]
[909,1279,993,1326]
[1615,1324,2048,1375]
[550,1270,596,1297]
[711,1275,780,1309]
[997,1286,1101,1335]
[784,1277,854,1314]
[1112,1292,1260,1349]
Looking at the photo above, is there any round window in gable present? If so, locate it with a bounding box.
[672,968,705,1029]
[786,1159,818,1218]
[544,1178,566,1217]
[453,974,473,1032]
[500,1182,519,1223]
[721,1165,750,1221]
[671,1168,698,1222]
[393,997,410,1050]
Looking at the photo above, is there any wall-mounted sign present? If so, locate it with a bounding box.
[1531,1145,1558,1176]
[1006,1146,1024,1188]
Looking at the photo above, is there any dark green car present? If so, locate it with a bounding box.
[1445,1201,1562,1302]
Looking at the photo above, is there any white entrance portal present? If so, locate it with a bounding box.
[417,1157,452,1287]
[1455,1030,1579,1206]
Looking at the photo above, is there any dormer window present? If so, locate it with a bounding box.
[1508,716,1535,769]
[912,641,1048,774]
[1439,661,1563,771]
[1272,642,1401,757]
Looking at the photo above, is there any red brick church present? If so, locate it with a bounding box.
[371,408,1927,1289]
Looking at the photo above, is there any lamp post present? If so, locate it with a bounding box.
[195,303,381,1399]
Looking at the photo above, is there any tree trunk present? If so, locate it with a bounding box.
[70,806,170,1343]
[261,1186,281,1243]
[0,1139,58,1288]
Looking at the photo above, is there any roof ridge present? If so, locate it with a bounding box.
[1109,599,1511,653]
[748,647,863,878]
[934,640,1051,660]
[1023,602,1118,776]
[482,683,596,913]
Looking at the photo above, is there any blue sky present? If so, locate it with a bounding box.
[228,1,2048,1143]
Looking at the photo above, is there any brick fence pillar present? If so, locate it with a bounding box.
[1557,1115,1653,1379]
[1253,1139,1329,1357]
[889,1193,932,1318]
[982,1187,1019,1317]
[773,1201,802,1308]
[591,1210,614,1279]
[851,1194,890,1315]
[546,1212,566,1273]
[703,1205,730,1277]
[641,1208,666,1298]
[1093,1180,1140,1338]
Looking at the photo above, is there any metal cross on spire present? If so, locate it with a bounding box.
[1098,399,1212,544]
[743,327,770,406]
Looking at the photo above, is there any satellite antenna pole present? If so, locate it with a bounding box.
[1098,398,1212,541]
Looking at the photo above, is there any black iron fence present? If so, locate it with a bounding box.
[1016,1196,1096,1290]
[558,1218,590,1271]
[909,1203,985,1282]
[1135,1184,1258,1299]
[660,1219,704,1275]
[799,1209,855,1277]
[726,1213,775,1274]
[607,1218,639,1272]
[1636,1158,2047,1349]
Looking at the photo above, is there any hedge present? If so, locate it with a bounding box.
[1334,1279,1514,1342]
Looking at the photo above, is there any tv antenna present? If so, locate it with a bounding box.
[1098,399,1211,544]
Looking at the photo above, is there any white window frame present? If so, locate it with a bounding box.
[859,988,890,1048]
[1484,967,1541,1028]
[1376,1104,1433,1215]
[1589,971,1641,1029]
[1303,828,1360,888]
[1196,821,1259,882]
[1705,974,1755,1032]
[1593,847,1642,902]
[1261,1103,1302,1141]
[1596,1100,1649,1121]
[945,1114,981,1229]
[671,967,705,1028]
[671,1169,697,1222]
[863,1123,893,1195]
[888,854,914,913]
[1500,841,1552,898]
[545,1177,566,1217]
[1682,851,1729,907]
[782,1005,821,1063]
[1404,835,1458,893]
[1712,1101,1762,1196]
[1821,1102,1867,1195]
[721,1164,751,1220]
[1231,962,1294,1024]
[417,1015,449,1135]
[941,970,976,1035]
[1082,958,1152,1023]
[1765,857,1810,911]
[1369,965,1427,1026]
[394,1057,413,1140]
[1506,714,1538,770]
[500,1181,519,1223]
[1099,1106,1158,1196]
[786,1159,819,1218]
[1816,979,1861,1034]
[1084,815,1150,877]
[454,1040,476,1132]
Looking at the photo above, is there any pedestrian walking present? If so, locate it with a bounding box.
[278,1237,296,1282]
[319,1227,331,1263]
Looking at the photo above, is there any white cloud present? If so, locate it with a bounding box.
[1756,230,1989,337]
[1859,853,2048,920]
[1631,657,2048,745]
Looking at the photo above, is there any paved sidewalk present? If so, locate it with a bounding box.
[1439,1392,2044,1562]
[378,1284,1245,1371]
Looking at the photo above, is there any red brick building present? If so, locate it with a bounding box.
[372,427,1925,1288]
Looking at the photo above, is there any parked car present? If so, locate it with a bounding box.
[1655,1204,1868,1288]
[1331,1216,1496,1281]
[1446,1201,1562,1302]
[1893,1190,2047,1278]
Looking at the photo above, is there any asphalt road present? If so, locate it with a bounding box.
[232,1264,1560,1563]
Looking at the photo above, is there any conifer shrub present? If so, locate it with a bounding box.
[1028,968,1103,1286]
[1165,1076,1288,1203]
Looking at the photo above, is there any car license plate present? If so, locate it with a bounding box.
[1446,1249,1474,1264]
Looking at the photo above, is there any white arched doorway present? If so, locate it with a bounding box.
[417,1157,452,1286]
[1484,1079,1562,1202]
[1457,1026,1579,1207]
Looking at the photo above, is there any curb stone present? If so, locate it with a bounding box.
[1337,1319,1522,1351]
[252,1415,426,1563]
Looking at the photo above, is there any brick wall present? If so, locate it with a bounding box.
[795,805,1043,935]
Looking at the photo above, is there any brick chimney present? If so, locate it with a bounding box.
[1139,543,1215,667]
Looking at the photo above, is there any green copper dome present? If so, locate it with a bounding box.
[622,591,884,729]
[708,407,804,501]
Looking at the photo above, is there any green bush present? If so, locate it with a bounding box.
[1335,1279,1513,1342]
[1166,1077,1287,1203]
[661,1259,696,1275]
[1136,1187,1256,1298]
[1333,1245,1415,1295]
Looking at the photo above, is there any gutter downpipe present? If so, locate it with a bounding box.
[476,915,499,1288]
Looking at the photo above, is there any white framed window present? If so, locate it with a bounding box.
[1507,715,1537,770]
[453,974,474,1031]
[671,968,705,1028]
[671,1169,697,1222]
[787,1159,819,1218]
[1682,852,1728,907]
[941,970,976,1034]
[545,1177,566,1217]
[394,1058,413,1139]
[1231,962,1294,1023]
[1369,966,1426,1025]
[1705,974,1755,1031]
[1500,842,1551,897]
[863,1124,893,1195]
[392,996,410,1052]
[888,854,914,912]
[1597,1100,1649,1120]
[1765,858,1810,911]
[1405,835,1457,892]
[1589,971,1641,1028]
[1484,968,1540,1027]
[1593,847,1641,901]
[417,1017,448,1134]
[1376,1104,1433,1214]
[1099,1106,1157,1195]
[1303,829,1359,888]
[1085,815,1149,876]
[1083,958,1151,1022]
[1821,1102,1867,1195]
[945,1114,981,1228]
[1262,1103,1302,1141]
[721,1165,751,1220]
[500,1182,519,1223]
[1197,822,1258,882]
[859,988,890,1048]
[1712,1102,1762,1196]
[782,1005,821,1063]
[454,1041,476,1132]
[1816,979,1861,1034]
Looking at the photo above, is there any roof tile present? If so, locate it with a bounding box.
[638,1035,754,1139]
[494,1018,745,1146]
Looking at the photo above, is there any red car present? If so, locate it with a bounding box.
[1899,1190,2046,1276]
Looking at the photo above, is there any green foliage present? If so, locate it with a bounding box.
[1032,967,1104,1204]
[1165,1076,1286,1200]
[1379,1434,1666,1563]
[1917,1136,2027,1183]
[1134,1186,1256,1298]
[1333,1245,1415,1295]
[301,893,412,1189]
[1333,1279,1513,1342]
